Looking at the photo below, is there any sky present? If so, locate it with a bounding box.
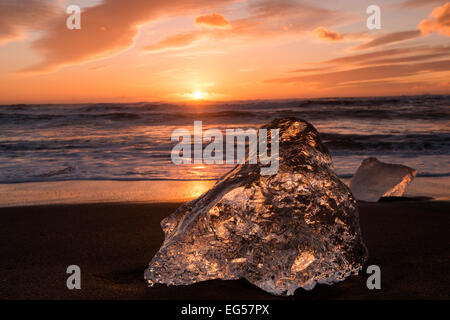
[0,0,449,103]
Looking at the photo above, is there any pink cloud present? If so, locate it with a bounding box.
[0,0,57,45]
[401,0,446,7]
[300,44,449,68]
[290,67,330,73]
[144,32,205,52]
[313,27,344,41]
[353,30,422,50]
[19,0,232,73]
[90,64,110,71]
[356,50,450,66]
[145,1,348,52]
[418,2,450,36]
[267,59,450,85]
[195,13,231,28]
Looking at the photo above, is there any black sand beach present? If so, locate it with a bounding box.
[0,200,449,300]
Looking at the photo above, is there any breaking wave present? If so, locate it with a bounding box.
[0,95,448,183]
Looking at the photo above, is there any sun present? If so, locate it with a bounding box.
[193,91,203,100]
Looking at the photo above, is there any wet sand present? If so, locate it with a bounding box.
[0,200,449,300]
[1,176,448,207]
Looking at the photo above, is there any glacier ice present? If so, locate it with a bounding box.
[144,118,368,296]
[350,157,417,202]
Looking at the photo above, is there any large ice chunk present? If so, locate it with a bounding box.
[350,157,417,202]
[145,118,368,296]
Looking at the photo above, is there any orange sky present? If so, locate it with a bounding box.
[0,0,449,103]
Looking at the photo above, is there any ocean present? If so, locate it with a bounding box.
[0,95,449,184]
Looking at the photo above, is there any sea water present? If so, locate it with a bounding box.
[0,95,448,184]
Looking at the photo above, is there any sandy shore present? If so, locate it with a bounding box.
[0,200,449,300]
[0,176,448,207]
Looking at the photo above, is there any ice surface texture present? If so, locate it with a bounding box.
[350,157,417,202]
[145,118,368,296]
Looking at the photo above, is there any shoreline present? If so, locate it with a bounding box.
[0,176,449,208]
[0,180,216,207]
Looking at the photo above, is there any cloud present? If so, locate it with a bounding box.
[313,27,343,41]
[144,32,204,51]
[144,0,348,52]
[354,30,422,50]
[356,50,450,66]
[145,13,232,51]
[300,44,450,68]
[267,59,450,85]
[352,3,450,52]
[313,4,450,50]
[290,67,329,73]
[90,64,110,71]
[401,0,446,7]
[281,44,450,92]
[195,13,231,28]
[418,3,450,36]
[19,0,231,73]
[312,47,420,65]
[0,0,58,45]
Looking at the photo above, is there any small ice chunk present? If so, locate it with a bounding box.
[350,157,417,202]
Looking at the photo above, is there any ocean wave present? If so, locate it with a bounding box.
[0,95,449,127]
[320,132,450,152]
[0,95,449,183]
[297,95,449,107]
[297,97,403,107]
[33,166,75,178]
[0,172,449,185]
[178,110,257,119]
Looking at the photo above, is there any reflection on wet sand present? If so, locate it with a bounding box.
[0,180,216,207]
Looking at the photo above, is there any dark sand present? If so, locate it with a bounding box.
[0,201,449,300]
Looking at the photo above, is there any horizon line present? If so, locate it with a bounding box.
[1,93,449,106]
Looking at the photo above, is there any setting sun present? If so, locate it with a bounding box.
[193,91,204,100]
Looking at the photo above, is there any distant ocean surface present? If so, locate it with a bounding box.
[0,95,449,184]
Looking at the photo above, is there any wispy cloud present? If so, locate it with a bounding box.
[267,59,450,85]
[274,42,450,94]
[144,0,348,52]
[353,30,422,50]
[144,32,204,52]
[308,46,424,65]
[90,64,111,71]
[352,3,450,51]
[18,0,231,73]
[355,50,450,66]
[294,44,450,69]
[290,67,330,73]
[401,0,446,8]
[0,0,58,45]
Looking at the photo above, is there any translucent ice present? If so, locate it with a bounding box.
[145,118,368,296]
[350,157,417,202]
